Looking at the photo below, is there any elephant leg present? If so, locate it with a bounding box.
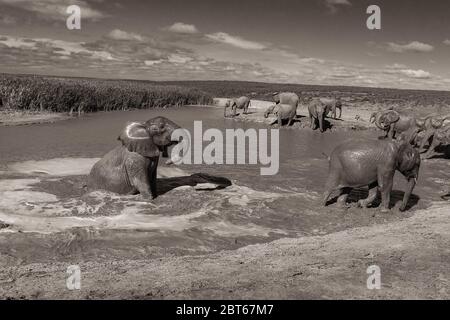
[336,187,351,208]
[277,113,283,127]
[378,171,393,212]
[338,106,342,119]
[125,157,152,198]
[232,105,237,117]
[148,157,159,199]
[358,182,378,208]
[387,125,395,139]
[422,134,442,159]
[243,102,249,114]
[288,113,295,126]
[419,130,434,153]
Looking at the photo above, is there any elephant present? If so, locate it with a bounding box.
[323,138,421,212]
[272,91,300,107]
[263,92,299,126]
[421,125,450,159]
[320,97,342,119]
[264,103,297,126]
[308,98,332,132]
[224,96,251,117]
[370,109,416,139]
[416,115,450,153]
[87,116,185,199]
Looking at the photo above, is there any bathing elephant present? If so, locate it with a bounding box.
[224,96,251,117]
[323,138,420,212]
[308,98,332,132]
[421,125,450,159]
[87,116,185,199]
[320,97,342,119]
[264,103,297,126]
[370,109,416,139]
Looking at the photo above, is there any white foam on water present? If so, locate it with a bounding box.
[8,158,100,176]
[7,157,190,178]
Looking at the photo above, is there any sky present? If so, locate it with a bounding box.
[0,0,449,90]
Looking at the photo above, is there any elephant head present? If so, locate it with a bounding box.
[119,116,183,160]
[264,104,277,118]
[375,110,400,131]
[395,141,421,211]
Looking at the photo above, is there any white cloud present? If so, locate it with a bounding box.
[107,29,144,41]
[0,0,106,20]
[386,41,434,53]
[205,32,266,50]
[400,69,431,79]
[0,34,116,61]
[324,0,351,13]
[144,59,163,66]
[167,22,199,34]
[168,54,193,64]
[443,39,450,45]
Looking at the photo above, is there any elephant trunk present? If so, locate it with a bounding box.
[319,112,324,132]
[375,116,390,131]
[400,177,416,211]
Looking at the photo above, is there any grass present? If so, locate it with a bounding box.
[0,74,213,114]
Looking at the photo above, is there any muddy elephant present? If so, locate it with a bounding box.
[323,138,421,212]
[263,92,299,126]
[224,96,251,117]
[416,115,450,153]
[308,98,332,132]
[421,125,450,159]
[320,97,342,119]
[87,117,185,199]
[370,109,416,139]
[264,103,297,126]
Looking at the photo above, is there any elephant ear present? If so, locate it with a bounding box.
[378,110,400,128]
[118,121,160,158]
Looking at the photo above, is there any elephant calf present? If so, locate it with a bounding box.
[224,96,251,117]
[264,103,297,126]
[88,117,184,199]
[308,98,332,132]
[323,138,420,212]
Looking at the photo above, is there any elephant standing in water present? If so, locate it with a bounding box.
[370,109,416,139]
[320,97,342,119]
[88,117,185,199]
[308,98,332,132]
[224,96,251,117]
[323,138,421,212]
[416,115,450,153]
[263,92,299,126]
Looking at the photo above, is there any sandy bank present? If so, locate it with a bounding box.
[0,110,72,126]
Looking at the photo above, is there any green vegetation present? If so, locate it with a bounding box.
[0,74,213,114]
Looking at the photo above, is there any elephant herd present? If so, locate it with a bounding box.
[87,91,449,214]
[225,92,342,133]
[369,109,450,159]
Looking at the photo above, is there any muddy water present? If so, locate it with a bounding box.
[0,107,448,263]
